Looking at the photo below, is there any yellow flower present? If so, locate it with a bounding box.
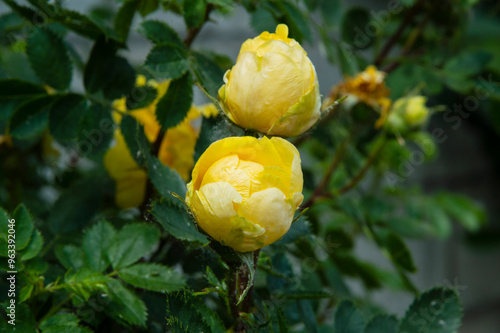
[218,24,321,137]
[325,66,392,127]
[386,96,430,134]
[104,76,219,209]
[400,96,429,126]
[186,136,304,252]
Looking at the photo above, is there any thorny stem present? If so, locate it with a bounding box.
[241,250,260,314]
[228,263,242,329]
[227,250,260,332]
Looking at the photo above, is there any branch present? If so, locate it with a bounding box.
[183,4,215,48]
[337,135,386,195]
[302,140,348,209]
[374,3,420,67]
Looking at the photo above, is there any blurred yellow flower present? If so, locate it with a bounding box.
[386,96,430,134]
[218,24,321,137]
[186,136,304,252]
[104,75,219,209]
[325,66,391,127]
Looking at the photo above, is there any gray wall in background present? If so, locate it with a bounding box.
[1,1,499,332]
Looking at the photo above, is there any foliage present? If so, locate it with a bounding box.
[0,0,496,332]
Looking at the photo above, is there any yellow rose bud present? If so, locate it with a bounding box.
[218,24,321,137]
[386,96,430,134]
[402,96,429,126]
[186,136,304,252]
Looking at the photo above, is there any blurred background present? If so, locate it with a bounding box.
[1,0,499,332]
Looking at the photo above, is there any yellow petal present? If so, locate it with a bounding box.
[191,181,243,241]
[129,107,160,142]
[237,188,294,248]
[190,136,295,192]
[267,78,321,137]
[104,130,147,208]
[158,118,198,180]
[201,154,263,199]
[224,51,313,133]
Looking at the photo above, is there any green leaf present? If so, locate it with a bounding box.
[335,41,361,76]
[364,314,398,333]
[0,304,36,332]
[9,95,57,139]
[49,94,88,144]
[26,27,72,90]
[376,230,416,273]
[341,7,372,49]
[183,0,206,29]
[0,80,46,131]
[40,313,78,327]
[435,193,486,232]
[138,20,184,46]
[144,43,189,79]
[155,72,193,129]
[250,7,278,34]
[0,79,46,99]
[207,0,233,10]
[399,288,463,333]
[138,0,160,17]
[114,0,138,42]
[236,251,256,305]
[281,290,334,300]
[443,52,491,78]
[105,279,147,327]
[55,244,84,271]
[190,50,230,98]
[82,220,116,273]
[152,201,209,245]
[277,306,288,333]
[274,216,311,246]
[40,313,92,333]
[166,290,225,332]
[125,85,158,110]
[10,204,34,251]
[146,154,187,200]
[64,268,111,301]
[20,229,43,261]
[400,0,416,6]
[281,2,313,44]
[193,115,219,162]
[19,284,34,303]
[335,300,365,333]
[118,263,185,291]
[76,103,114,157]
[84,37,135,100]
[120,114,149,166]
[297,300,318,333]
[48,178,104,234]
[109,223,160,269]
[319,0,342,27]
